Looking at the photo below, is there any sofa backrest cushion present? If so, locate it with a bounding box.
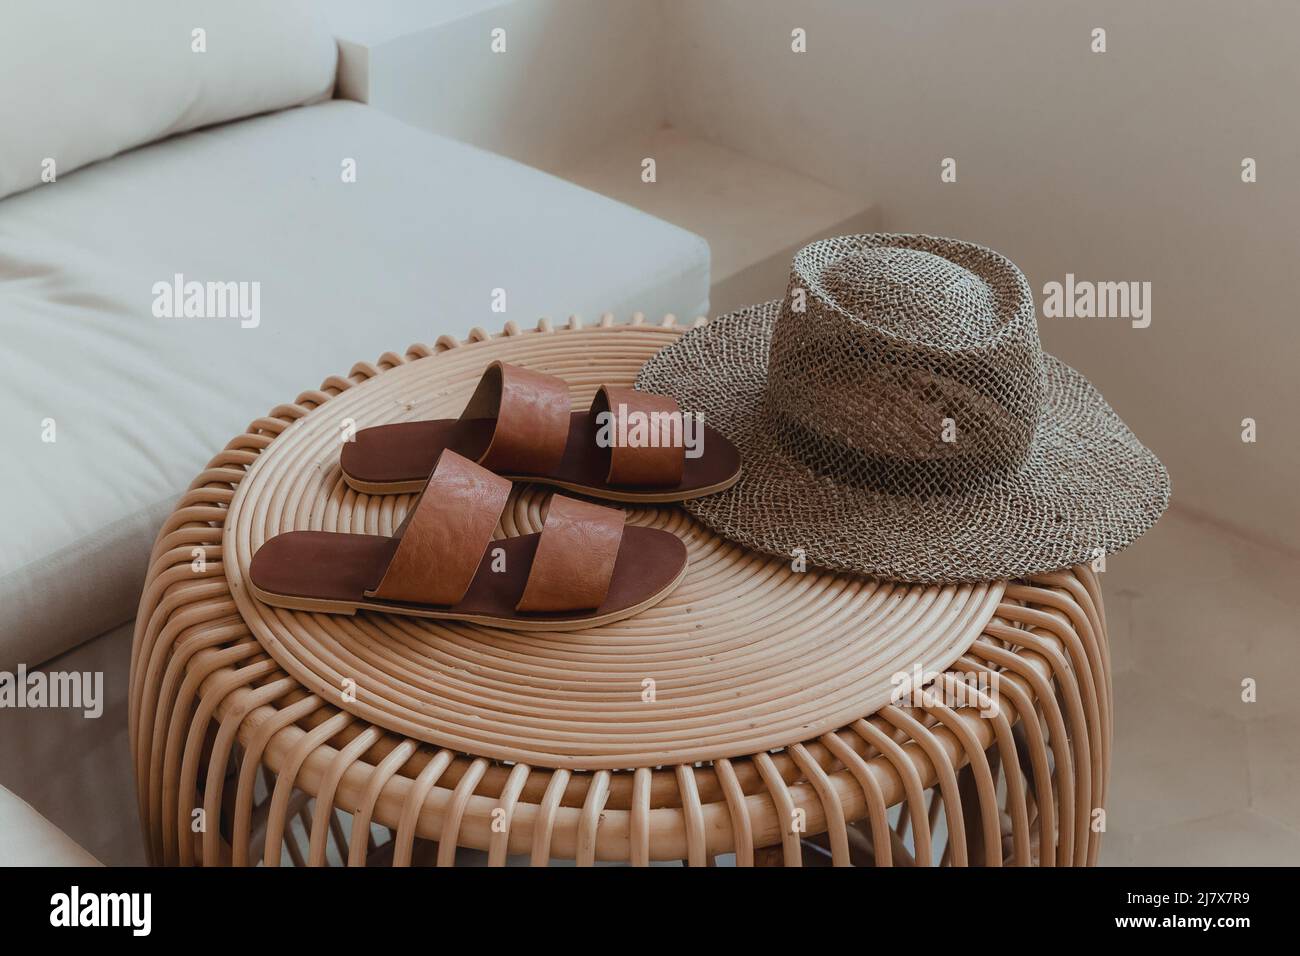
[0,0,336,201]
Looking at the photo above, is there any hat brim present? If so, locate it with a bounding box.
[637,301,1171,583]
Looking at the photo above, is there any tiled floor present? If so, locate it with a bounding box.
[1098,504,1300,865]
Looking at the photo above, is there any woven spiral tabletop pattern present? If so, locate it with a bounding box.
[223,321,1002,770]
[130,316,1112,866]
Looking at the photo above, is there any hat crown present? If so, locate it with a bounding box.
[765,234,1044,494]
[821,247,1003,346]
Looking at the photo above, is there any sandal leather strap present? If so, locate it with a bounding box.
[366,450,511,606]
[460,361,570,475]
[515,495,625,612]
[592,385,687,488]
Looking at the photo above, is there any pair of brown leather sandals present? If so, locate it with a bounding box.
[249,362,741,629]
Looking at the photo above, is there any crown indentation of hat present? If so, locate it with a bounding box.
[765,234,1045,493]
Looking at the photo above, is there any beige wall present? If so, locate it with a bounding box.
[661,0,1300,553]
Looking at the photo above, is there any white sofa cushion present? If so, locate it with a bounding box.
[0,100,711,669]
[0,0,336,201]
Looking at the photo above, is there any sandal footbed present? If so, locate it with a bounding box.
[339,414,740,497]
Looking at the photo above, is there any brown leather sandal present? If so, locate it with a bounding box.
[339,361,742,502]
[249,450,688,629]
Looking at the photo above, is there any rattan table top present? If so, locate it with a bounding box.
[219,319,1002,770]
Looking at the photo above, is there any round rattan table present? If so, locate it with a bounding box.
[130,316,1112,866]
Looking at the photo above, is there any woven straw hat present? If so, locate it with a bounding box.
[637,233,1170,583]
